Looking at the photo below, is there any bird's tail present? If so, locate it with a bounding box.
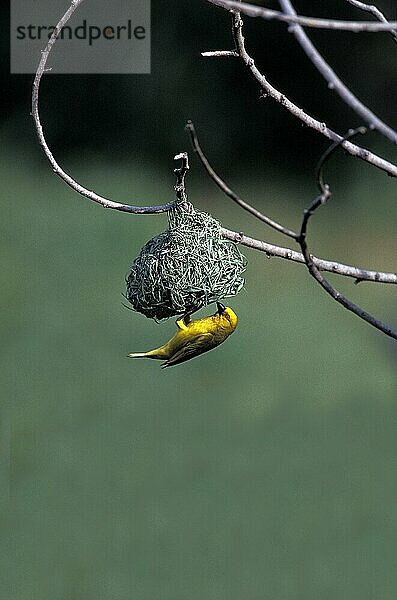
[127,352,148,359]
[127,349,166,360]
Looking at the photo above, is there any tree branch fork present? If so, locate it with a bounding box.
[31,0,397,340]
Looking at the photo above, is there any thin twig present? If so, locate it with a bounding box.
[32,0,174,214]
[230,11,397,177]
[186,120,397,285]
[31,3,397,293]
[278,0,397,144]
[202,50,239,57]
[186,120,297,238]
[295,128,397,340]
[221,228,397,284]
[346,0,397,43]
[174,153,190,204]
[207,0,397,32]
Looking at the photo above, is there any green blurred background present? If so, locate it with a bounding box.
[2,1,397,599]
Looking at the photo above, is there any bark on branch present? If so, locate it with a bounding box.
[32,0,175,214]
[187,120,397,286]
[345,0,397,43]
[207,0,397,33]
[31,0,397,340]
[294,129,397,340]
[228,11,397,176]
[278,0,397,145]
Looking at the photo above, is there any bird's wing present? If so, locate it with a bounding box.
[161,333,214,368]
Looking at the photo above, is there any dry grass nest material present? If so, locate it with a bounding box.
[126,202,247,320]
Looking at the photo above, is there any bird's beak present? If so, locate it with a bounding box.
[217,302,226,314]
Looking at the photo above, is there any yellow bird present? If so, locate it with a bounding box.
[127,303,238,368]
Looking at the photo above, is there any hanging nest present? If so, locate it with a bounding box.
[125,201,247,320]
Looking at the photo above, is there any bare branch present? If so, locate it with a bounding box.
[231,11,397,177]
[278,0,397,144]
[346,0,397,43]
[31,2,397,307]
[295,129,397,341]
[186,120,397,285]
[32,0,174,215]
[207,0,397,32]
[221,228,397,285]
[185,120,297,238]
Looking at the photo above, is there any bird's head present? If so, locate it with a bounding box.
[216,302,238,330]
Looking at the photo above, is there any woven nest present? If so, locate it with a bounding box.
[125,201,247,320]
